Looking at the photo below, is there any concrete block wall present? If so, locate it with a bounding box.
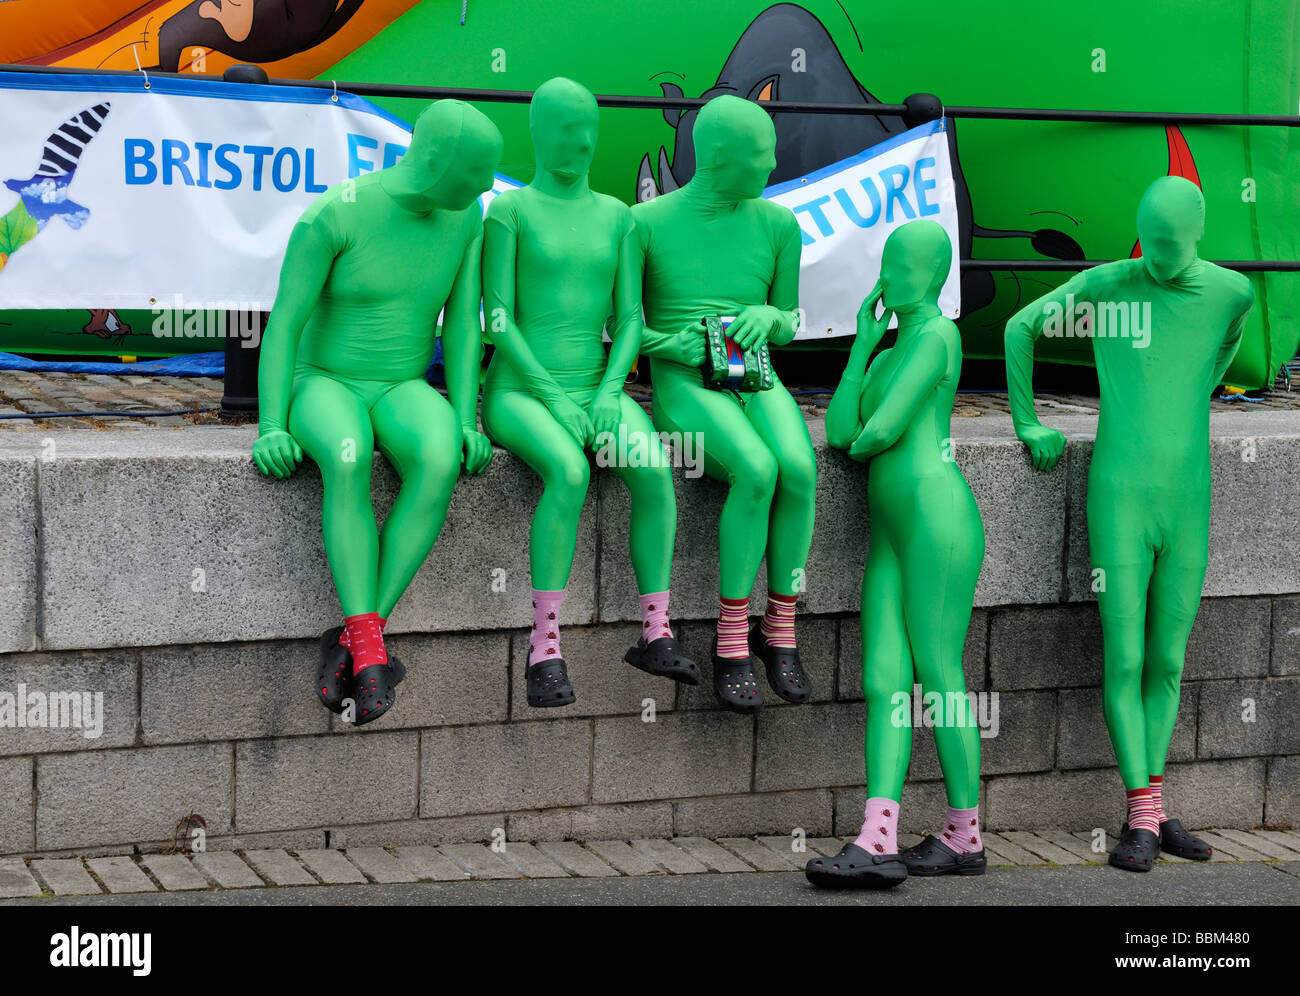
[0,411,1297,856]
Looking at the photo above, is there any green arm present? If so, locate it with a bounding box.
[764,213,803,346]
[624,219,702,365]
[442,217,486,433]
[849,328,948,460]
[257,214,336,435]
[1211,283,1254,387]
[1005,273,1088,433]
[598,221,644,393]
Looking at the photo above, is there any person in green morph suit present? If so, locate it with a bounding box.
[629,94,816,713]
[806,220,985,889]
[481,77,694,709]
[252,100,502,726]
[1005,176,1253,872]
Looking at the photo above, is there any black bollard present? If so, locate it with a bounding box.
[219,65,268,416]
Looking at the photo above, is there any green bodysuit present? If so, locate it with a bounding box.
[253,100,502,620]
[629,95,816,604]
[481,77,674,597]
[827,220,984,810]
[1005,176,1253,791]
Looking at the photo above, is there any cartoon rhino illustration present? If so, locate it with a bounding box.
[637,3,1086,317]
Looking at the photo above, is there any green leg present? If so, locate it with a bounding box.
[898,479,985,809]
[484,388,590,591]
[861,529,913,802]
[745,382,817,597]
[602,393,676,594]
[1141,552,1206,778]
[1097,556,1156,791]
[370,379,464,619]
[288,375,378,618]
[651,370,775,600]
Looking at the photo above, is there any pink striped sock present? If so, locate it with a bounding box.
[716,596,750,659]
[940,805,982,855]
[1149,775,1167,823]
[1127,787,1160,835]
[639,591,673,642]
[529,589,565,667]
[760,591,798,648]
[853,797,899,855]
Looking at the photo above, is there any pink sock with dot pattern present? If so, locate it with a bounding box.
[939,805,983,855]
[853,797,899,855]
[638,591,673,642]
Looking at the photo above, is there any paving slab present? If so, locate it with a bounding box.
[630,838,708,874]
[497,842,571,879]
[140,854,209,891]
[392,845,472,882]
[535,841,619,878]
[1257,830,1300,857]
[1034,830,1102,862]
[439,843,522,879]
[0,860,42,898]
[583,839,662,876]
[1195,830,1274,861]
[982,832,1045,866]
[671,836,756,872]
[342,847,419,884]
[192,852,265,888]
[295,848,366,884]
[717,837,798,871]
[86,856,157,893]
[243,849,316,886]
[1001,831,1086,865]
[31,859,100,896]
[1211,828,1293,860]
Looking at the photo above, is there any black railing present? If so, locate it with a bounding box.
[2,62,1297,411]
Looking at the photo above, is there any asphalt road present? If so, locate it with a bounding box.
[8,861,1298,906]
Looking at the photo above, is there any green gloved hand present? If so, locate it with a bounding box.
[548,393,595,448]
[252,429,303,479]
[461,427,493,475]
[588,384,623,441]
[1016,423,1066,472]
[729,303,784,350]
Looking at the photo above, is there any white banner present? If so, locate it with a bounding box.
[0,72,520,311]
[765,118,961,339]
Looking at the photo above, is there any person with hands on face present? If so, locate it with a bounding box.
[630,94,816,714]
[810,220,986,889]
[252,99,501,726]
[481,78,692,709]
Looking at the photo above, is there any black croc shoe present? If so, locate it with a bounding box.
[900,834,987,877]
[712,640,763,713]
[1109,826,1161,872]
[526,659,575,708]
[351,659,400,726]
[317,626,352,714]
[749,623,811,703]
[624,635,699,685]
[1122,818,1213,861]
[805,843,907,889]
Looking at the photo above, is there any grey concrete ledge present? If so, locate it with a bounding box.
[0,409,1296,652]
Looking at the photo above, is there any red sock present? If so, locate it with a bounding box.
[716,596,750,659]
[760,590,798,648]
[343,613,387,674]
[339,616,386,649]
[1149,774,1167,823]
[1126,787,1160,835]
[639,591,673,642]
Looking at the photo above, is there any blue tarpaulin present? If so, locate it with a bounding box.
[0,351,225,376]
